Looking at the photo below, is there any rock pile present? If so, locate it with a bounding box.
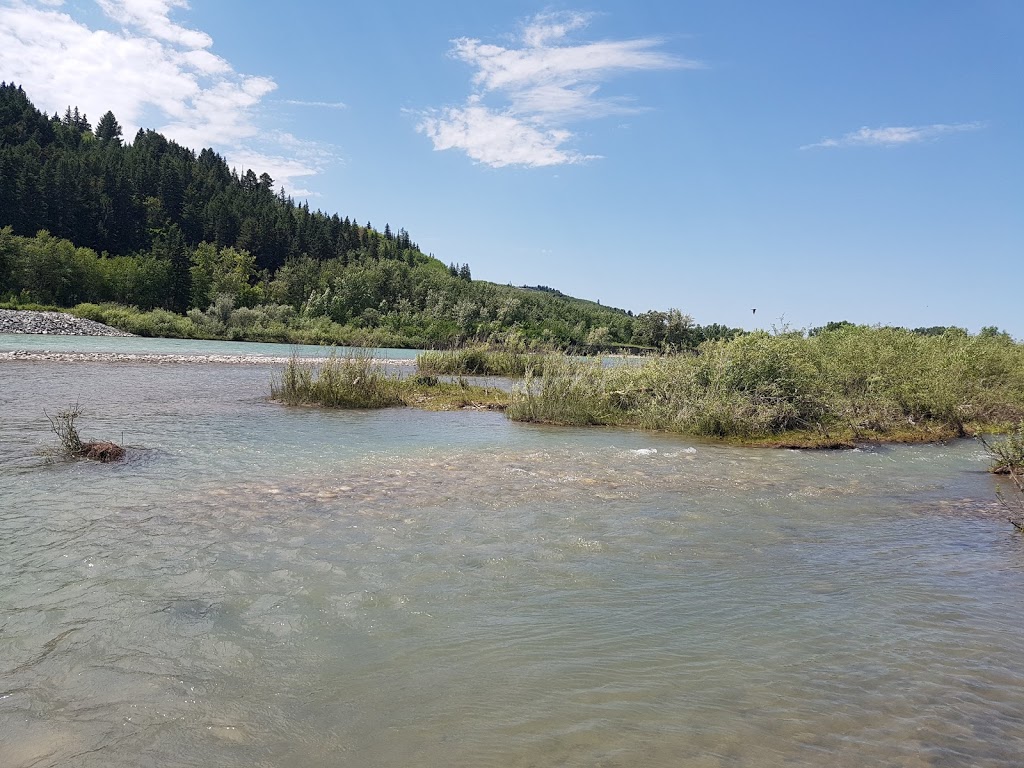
[0,309,134,337]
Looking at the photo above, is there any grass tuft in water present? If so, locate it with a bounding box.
[415,347,555,377]
[272,351,403,408]
[272,352,509,411]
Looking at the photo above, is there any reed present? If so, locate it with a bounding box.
[506,359,613,425]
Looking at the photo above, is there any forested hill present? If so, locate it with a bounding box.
[0,83,737,349]
[0,82,421,272]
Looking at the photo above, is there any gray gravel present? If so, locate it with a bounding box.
[0,309,134,337]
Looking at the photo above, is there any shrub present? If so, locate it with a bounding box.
[981,424,1024,474]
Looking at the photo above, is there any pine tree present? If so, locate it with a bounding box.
[152,224,191,312]
[95,111,123,145]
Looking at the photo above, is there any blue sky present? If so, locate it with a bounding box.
[1,1,1022,335]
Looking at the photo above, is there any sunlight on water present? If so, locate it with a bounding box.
[1,351,1023,767]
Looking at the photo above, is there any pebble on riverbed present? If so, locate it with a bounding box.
[0,309,134,337]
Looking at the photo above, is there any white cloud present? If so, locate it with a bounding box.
[417,11,696,168]
[282,99,347,109]
[802,122,984,149]
[95,0,212,50]
[419,105,598,168]
[0,0,336,195]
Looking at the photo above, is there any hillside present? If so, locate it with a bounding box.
[0,83,736,349]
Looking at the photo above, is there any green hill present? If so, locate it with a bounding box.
[0,83,736,349]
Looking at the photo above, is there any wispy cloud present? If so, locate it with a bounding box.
[0,0,337,194]
[281,99,348,109]
[802,122,984,150]
[417,11,697,168]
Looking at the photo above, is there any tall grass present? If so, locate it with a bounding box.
[272,351,509,411]
[506,326,1024,443]
[416,346,554,377]
[506,358,612,425]
[271,351,402,408]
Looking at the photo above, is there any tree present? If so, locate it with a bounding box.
[94,111,123,145]
[152,224,190,312]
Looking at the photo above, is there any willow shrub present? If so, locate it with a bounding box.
[982,424,1024,474]
[506,327,1024,439]
[811,326,1024,434]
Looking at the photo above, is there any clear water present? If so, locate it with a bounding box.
[1,348,1022,767]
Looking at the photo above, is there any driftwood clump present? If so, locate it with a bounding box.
[80,440,126,462]
[46,404,126,463]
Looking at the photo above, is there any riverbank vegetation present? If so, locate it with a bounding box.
[271,353,507,411]
[981,425,1024,532]
[270,326,1024,448]
[505,325,1024,445]
[980,424,1024,475]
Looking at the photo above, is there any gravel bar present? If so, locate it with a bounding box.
[0,309,134,337]
[0,350,416,366]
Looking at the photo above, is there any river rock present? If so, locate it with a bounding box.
[0,309,134,337]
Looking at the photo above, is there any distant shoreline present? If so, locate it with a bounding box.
[0,309,420,365]
[0,349,416,366]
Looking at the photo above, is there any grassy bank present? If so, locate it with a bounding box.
[271,353,508,411]
[506,326,1024,445]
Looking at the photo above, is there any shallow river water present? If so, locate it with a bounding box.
[1,336,1023,767]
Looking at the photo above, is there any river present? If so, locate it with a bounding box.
[1,334,1022,767]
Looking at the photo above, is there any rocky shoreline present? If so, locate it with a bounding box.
[0,309,134,337]
[0,347,416,366]
[0,309,422,366]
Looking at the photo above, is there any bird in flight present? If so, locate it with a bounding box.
[752,308,757,315]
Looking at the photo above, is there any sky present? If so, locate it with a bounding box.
[1,0,1022,336]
